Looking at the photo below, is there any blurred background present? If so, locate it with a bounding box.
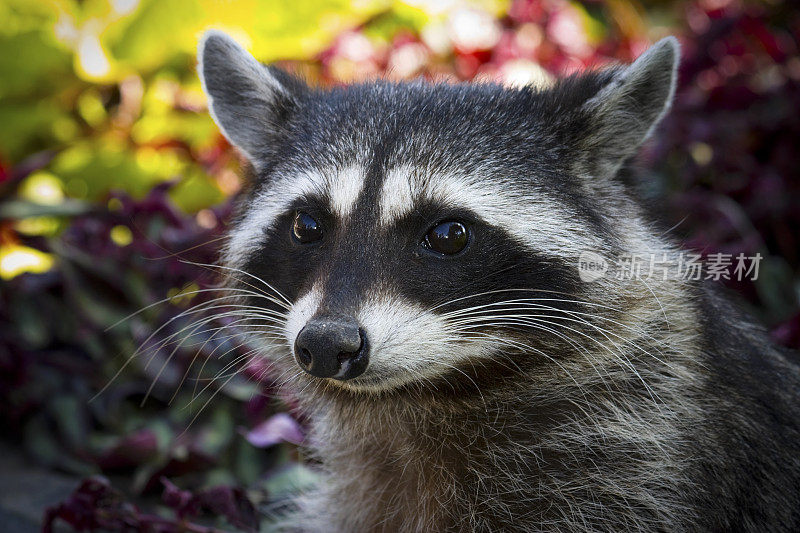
[0,0,798,531]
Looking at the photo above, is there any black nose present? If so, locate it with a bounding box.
[294,317,368,380]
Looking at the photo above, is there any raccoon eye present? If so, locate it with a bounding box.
[292,211,323,244]
[423,221,468,256]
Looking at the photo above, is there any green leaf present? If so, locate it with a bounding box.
[0,29,71,100]
[169,169,224,213]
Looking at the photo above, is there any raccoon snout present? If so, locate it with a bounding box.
[294,317,369,380]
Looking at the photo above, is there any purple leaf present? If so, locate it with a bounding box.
[244,413,304,448]
[96,429,159,470]
[43,476,154,532]
[197,485,259,532]
[161,476,200,519]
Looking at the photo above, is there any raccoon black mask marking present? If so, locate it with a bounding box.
[199,30,800,532]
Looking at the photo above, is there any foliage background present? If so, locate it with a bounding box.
[0,0,798,530]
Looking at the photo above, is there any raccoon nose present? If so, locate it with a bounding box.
[294,317,368,380]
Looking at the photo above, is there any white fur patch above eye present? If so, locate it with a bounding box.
[327,165,365,220]
[225,170,322,269]
[378,167,605,257]
[379,165,416,226]
[225,165,366,269]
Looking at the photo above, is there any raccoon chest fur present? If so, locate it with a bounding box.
[308,404,480,532]
[305,398,534,533]
[296,371,704,533]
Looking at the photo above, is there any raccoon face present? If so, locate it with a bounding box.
[198,31,679,393]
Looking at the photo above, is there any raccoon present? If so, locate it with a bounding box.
[197,31,800,532]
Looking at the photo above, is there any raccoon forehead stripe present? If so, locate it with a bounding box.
[379,165,416,225]
[327,165,365,220]
[379,167,604,256]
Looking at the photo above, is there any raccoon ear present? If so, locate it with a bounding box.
[198,30,304,168]
[580,37,679,176]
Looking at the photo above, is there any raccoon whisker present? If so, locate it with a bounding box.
[273,369,306,390]
[148,260,290,321]
[444,300,674,356]
[449,308,671,365]
[399,362,457,400]
[187,318,287,397]
[425,358,488,409]
[261,358,296,386]
[257,354,290,385]
[145,314,279,406]
[168,317,283,404]
[454,314,654,378]
[433,288,629,314]
[452,316,665,406]
[454,310,658,362]
[104,287,239,332]
[162,318,260,405]
[140,306,285,373]
[451,315,617,364]
[179,349,265,436]
[487,303,678,371]
[496,317,619,393]
[154,312,285,352]
[140,309,282,378]
[427,263,521,310]
[179,260,292,307]
[187,346,264,407]
[440,295,645,325]
[106,286,289,333]
[256,358,299,390]
[441,298,612,319]
[296,373,321,398]
[144,303,286,348]
[165,339,250,409]
[441,292,674,346]
[196,341,285,382]
[442,298,657,342]
[244,362,281,403]
[542,315,666,406]
[177,258,288,299]
[145,235,230,261]
[452,320,617,396]
[458,330,585,392]
[189,349,277,385]
[136,298,284,366]
[93,296,270,402]
[165,320,284,349]
[447,313,612,385]
[556,312,677,372]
